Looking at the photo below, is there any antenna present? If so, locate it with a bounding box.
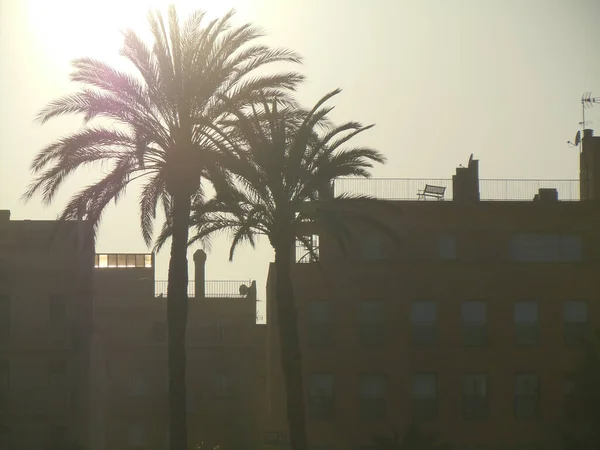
[581,92,600,131]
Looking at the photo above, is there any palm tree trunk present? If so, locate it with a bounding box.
[274,240,308,450]
[167,192,191,450]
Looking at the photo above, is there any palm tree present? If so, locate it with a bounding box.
[156,90,391,450]
[23,7,302,450]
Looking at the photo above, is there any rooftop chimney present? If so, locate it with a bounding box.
[580,129,600,200]
[453,154,480,203]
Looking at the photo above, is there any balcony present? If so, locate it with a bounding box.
[333,178,580,201]
[154,280,254,298]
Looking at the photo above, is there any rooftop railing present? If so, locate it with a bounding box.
[154,280,253,298]
[333,178,580,201]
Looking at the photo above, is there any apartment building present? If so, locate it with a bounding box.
[0,211,95,450]
[264,130,600,449]
[91,249,266,450]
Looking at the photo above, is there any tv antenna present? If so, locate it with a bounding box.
[581,92,600,130]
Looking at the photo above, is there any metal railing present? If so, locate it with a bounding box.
[333,178,580,201]
[154,280,253,298]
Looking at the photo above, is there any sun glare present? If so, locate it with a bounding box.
[26,0,240,68]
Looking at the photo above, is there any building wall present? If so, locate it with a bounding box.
[92,250,266,450]
[0,212,95,450]
[266,201,600,449]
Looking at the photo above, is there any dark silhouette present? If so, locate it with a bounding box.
[157,91,387,450]
[23,6,302,450]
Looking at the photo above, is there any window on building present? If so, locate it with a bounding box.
[359,300,385,347]
[360,373,386,420]
[47,361,67,387]
[151,321,166,343]
[0,295,9,343]
[412,373,438,421]
[362,232,383,260]
[296,235,320,263]
[509,234,582,262]
[462,374,488,420]
[514,300,538,346]
[411,301,437,347]
[129,424,145,446]
[129,376,146,396]
[436,234,457,260]
[515,373,539,419]
[309,373,334,420]
[461,300,487,347]
[49,295,66,325]
[564,300,588,345]
[214,371,233,397]
[308,301,333,348]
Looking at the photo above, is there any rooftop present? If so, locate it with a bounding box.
[333,178,580,201]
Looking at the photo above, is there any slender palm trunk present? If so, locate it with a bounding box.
[167,192,191,450]
[274,240,307,450]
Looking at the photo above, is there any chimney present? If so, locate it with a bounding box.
[580,129,600,200]
[453,154,480,202]
[534,188,558,202]
[193,249,207,299]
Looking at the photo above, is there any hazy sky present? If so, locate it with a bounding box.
[1,0,599,307]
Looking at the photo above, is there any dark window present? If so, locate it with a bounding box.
[411,301,437,347]
[436,234,457,260]
[510,234,582,262]
[514,301,538,346]
[412,373,437,421]
[47,361,67,387]
[308,301,333,348]
[360,373,386,420]
[309,373,334,420]
[515,374,539,419]
[462,374,488,420]
[461,300,486,347]
[362,232,383,260]
[151,322,166,342]
[0,295,9,342]
[49,295,66,325]
[359,300,385,347]
[564,300,588,345]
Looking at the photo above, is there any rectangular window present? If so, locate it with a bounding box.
[214,372,232,397]
[412,373,437,421]
[461,301,487,347]
[515,374,539,419]
[362,232,383,260]
[359,300,385,347]
[135,254,145,267]
[462,374,488,420]
[129,376,146,396]
[411,301,437,347]
[126,254,136,267]
[564,300,588,345]
[510,234,582,262]
[0,295,9,343]
[309,373,334,420]
[47,361,67,387]
[296,235,320,263]
[108,254,117,267]
[514,301,539,346]
[436,234,457,260]
[360,373,386,420]
[151,322,166,343]
[308,301,333,348]
[49,295,67,325]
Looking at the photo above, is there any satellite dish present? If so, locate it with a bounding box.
[239,284,249,296]
[574,130,581,146]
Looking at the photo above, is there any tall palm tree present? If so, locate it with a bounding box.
[23,7,302,450]
[157,90,391,450]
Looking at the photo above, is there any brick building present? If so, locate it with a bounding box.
[265,130,600,449]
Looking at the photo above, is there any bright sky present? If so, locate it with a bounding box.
[1,0,599,310]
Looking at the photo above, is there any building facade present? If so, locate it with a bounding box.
[0,211,95,450]
[91,249,265,450]
[265,131,600,449]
